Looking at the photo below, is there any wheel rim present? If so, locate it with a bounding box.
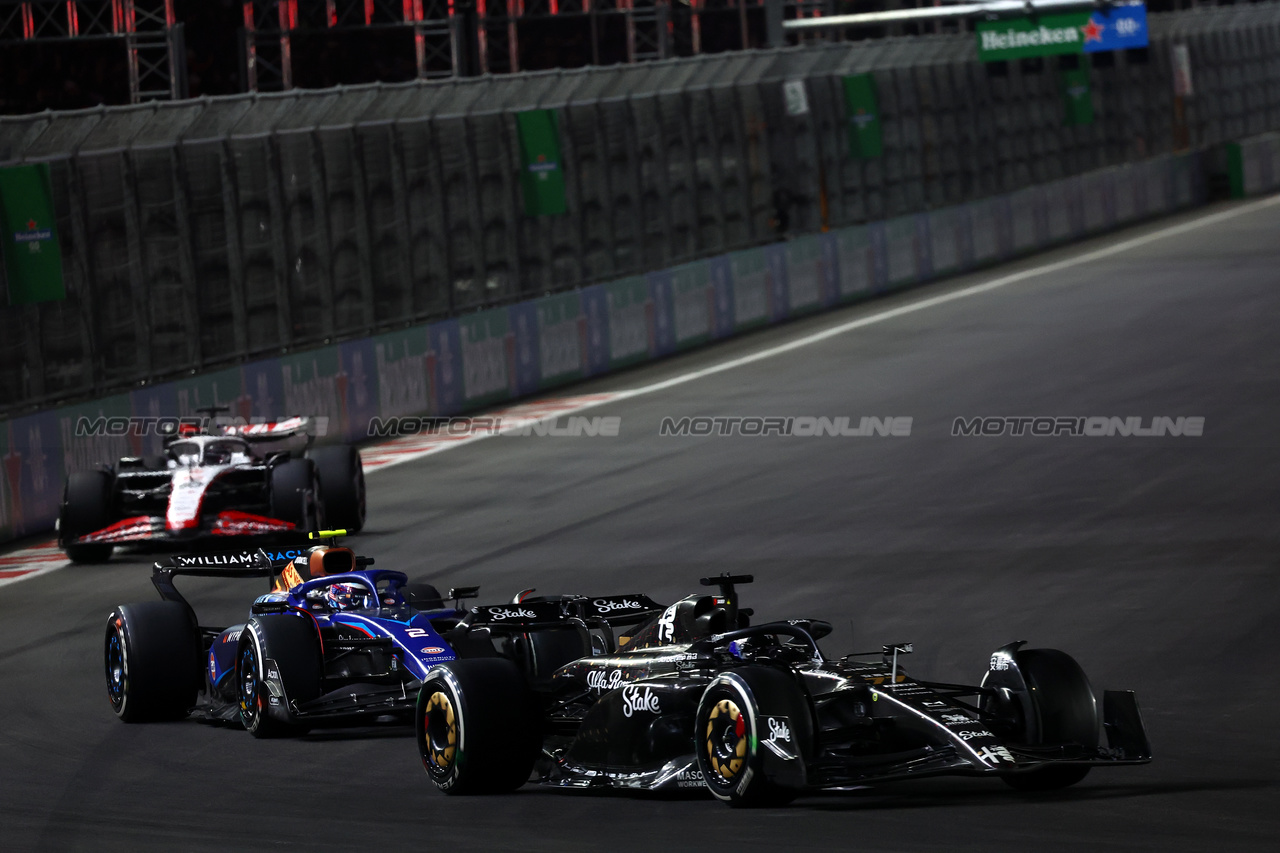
[422,689,458,775]
[705,697,748,783]
[105,623,126,712]
[238,641,261,727]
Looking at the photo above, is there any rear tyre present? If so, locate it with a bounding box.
[998,649,1098,792]
[416,658,539,794]
[61,471,115,563]
[404,582,445,611]
[105,602,201,722]
[695,667,814,808]
[269,458,318,532]
[237,615,323,738]
[307,445,366,533]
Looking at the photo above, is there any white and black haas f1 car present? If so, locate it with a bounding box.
[415,575,1152,805]
[104,541,471,736]
[59,409,365,563]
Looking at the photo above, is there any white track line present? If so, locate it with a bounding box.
[2,194,1276,585]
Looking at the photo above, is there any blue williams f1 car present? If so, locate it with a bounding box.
[104,532,475,736]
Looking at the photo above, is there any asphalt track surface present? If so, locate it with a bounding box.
[3,199,1279,852]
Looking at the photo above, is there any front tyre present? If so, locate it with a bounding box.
[416,659,539,795]
[995,649,1098,792]
[105,602,201,722]
[237,615,322,738]
[695,667,814,808]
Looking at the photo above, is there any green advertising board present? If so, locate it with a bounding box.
[1061,67,1094,126]
[842,74,882,159]
[0,164,66,305]
[516,110,568,217]
[977,14,1089,61]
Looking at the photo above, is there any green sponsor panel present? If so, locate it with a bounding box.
[536,291,585,387]
[842,74,882,159]
[516,110,568,217]
[372,327,435,418]
[785,235,823,313]
[603,276,653,369]
[977,13,1088,61]
[1226,143,1245,199]
[670,261,712,348]
[730,247,770,330]
[458,308,514,407]
[1061,68,1094,126]
[58,393,134,475]
[0,163,66,305]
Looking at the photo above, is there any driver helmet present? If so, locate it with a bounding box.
[325,583,365,611]
[204,445,232,465]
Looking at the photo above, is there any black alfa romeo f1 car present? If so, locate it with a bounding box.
[59,411,364,563]
[414,575,1152,805]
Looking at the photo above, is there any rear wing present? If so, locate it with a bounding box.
[222,416,325,451]
[151,549,287,614]
[458,593,665,656]
[464,594,664,629]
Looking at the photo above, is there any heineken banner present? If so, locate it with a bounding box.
[0,164,66,305]
[516,110,568,217]
[976,2,1148,63]
[842,74,883,159]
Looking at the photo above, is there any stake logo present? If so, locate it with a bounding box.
[761,716,797,761]
[485,607,536,621]
[621,685,661,718]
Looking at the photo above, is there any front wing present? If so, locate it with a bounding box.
[72,510,298,546]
